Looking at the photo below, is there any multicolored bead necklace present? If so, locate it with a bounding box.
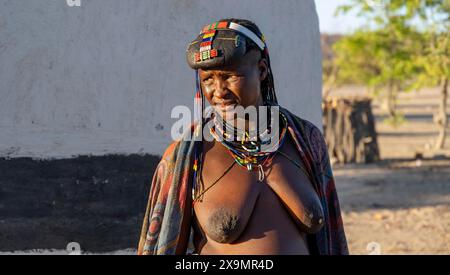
[210,110,288,174]
[192,109,289,203]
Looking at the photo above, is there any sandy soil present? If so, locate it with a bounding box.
[332,87,450,255]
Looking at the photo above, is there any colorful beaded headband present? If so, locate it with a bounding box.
[194,21,266,63]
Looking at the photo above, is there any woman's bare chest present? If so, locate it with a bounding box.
[193,138,314,246]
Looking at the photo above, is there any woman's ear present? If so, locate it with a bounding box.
[258,58,268,81]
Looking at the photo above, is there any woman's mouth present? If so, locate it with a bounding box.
[217,104,236,112]
[214,99,237,110]
[215,102,237,120]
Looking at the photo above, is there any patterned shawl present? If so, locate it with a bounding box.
[137,107,349,255]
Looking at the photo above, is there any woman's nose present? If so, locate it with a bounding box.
[213,78,229,98]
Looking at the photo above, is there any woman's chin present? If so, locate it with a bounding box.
[214,106,236,121]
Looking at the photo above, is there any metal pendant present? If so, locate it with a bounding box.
[258,165,265,182]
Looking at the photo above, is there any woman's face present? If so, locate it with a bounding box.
[198,50,268,121]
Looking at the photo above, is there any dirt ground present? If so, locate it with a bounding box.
[331,87,450,255]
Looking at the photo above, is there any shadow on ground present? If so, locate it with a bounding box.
[334,157,450,213]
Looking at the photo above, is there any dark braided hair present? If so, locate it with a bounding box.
[218,18,278,105]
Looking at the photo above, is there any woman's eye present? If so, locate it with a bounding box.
[202,77,213,85]
[227,75,239,82]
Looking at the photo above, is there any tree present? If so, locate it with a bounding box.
[331,22,422,124]
[410,2,450,149]
[334,0,450,147]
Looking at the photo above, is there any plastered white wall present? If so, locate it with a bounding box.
[0,0,322,159]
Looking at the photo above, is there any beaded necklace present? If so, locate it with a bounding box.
[211,110,288,172]
[192,108,289,203]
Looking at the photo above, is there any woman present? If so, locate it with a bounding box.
[138,18,348,255]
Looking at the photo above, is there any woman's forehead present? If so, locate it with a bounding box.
[198,50,260,74]
[199,63,243,74]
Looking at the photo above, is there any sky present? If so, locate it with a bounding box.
[315,0,438,34]
[315,0,367,34]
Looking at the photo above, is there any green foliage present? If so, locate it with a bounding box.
[412,31,450,90]
[326,0,450,123]
[332,27,423,90]
[331,0,449,85]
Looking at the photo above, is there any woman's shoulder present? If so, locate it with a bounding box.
[161,141,180,160]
